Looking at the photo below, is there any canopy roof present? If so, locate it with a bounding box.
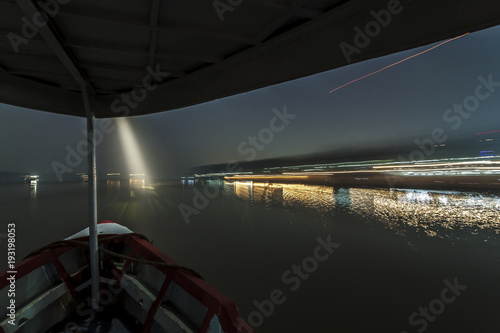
[1,0,500,118]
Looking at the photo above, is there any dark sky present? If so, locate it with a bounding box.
[2,25,500,178]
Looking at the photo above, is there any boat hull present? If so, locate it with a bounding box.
[0,221,254,333]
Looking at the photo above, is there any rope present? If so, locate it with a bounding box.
[23,232,148,258]
[23,233,204,279]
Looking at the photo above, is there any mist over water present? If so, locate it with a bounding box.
[1,181,499,332]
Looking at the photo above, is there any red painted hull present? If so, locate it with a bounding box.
[0,221,255,333]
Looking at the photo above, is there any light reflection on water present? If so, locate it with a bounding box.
[229,181,500,238]
[28,181,38,199]
[351,188,500,236]
[3,181,500,332]
[106,179,147,197]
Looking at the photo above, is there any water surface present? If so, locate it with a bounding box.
[1,180,499,332]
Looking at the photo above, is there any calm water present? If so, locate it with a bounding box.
[1,180,500,332]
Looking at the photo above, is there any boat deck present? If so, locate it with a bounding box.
[46,302,142,333]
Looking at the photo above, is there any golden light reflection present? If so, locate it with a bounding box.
[130,178,146,188]
[106,180,120,194]
[229,181,500,237]
[234,181,253,200]
[348,188,500,235]
[233,182,336,211]
[29,180,38,199]
[281,184,335,211]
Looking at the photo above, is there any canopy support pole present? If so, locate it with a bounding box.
[14,0,100,311]
[82,85,100,311]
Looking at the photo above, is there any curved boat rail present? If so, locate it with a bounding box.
[0,223,255,333]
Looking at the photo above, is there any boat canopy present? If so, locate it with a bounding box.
[1,0,500,118]
[2,0,500,324]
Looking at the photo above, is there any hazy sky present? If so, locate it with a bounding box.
[2,25,500,178]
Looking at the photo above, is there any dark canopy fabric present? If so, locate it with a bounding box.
[1,0,500,118]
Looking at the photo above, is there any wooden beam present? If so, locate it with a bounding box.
[66,40,222,64]
[148,0,161,68]
[255,0,310,43]
[56,7,256,45]
[14,0,95,95]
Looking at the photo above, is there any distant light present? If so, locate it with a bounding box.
[117,118,148,178]
[480,150,495,157]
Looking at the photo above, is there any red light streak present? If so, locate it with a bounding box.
[329,33,470,94]
[476,130,500,135]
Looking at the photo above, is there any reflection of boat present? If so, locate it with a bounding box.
[107,173,122,181]
[0,221,253,332]
[106,173,145,182]
[130,173,146,183]
[23,175,39,184]
[77,173,89,182]
[130,174,146,188]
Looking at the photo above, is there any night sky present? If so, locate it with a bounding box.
[1,25,500,178]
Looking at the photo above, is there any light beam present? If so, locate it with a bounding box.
[116,118,149,179]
